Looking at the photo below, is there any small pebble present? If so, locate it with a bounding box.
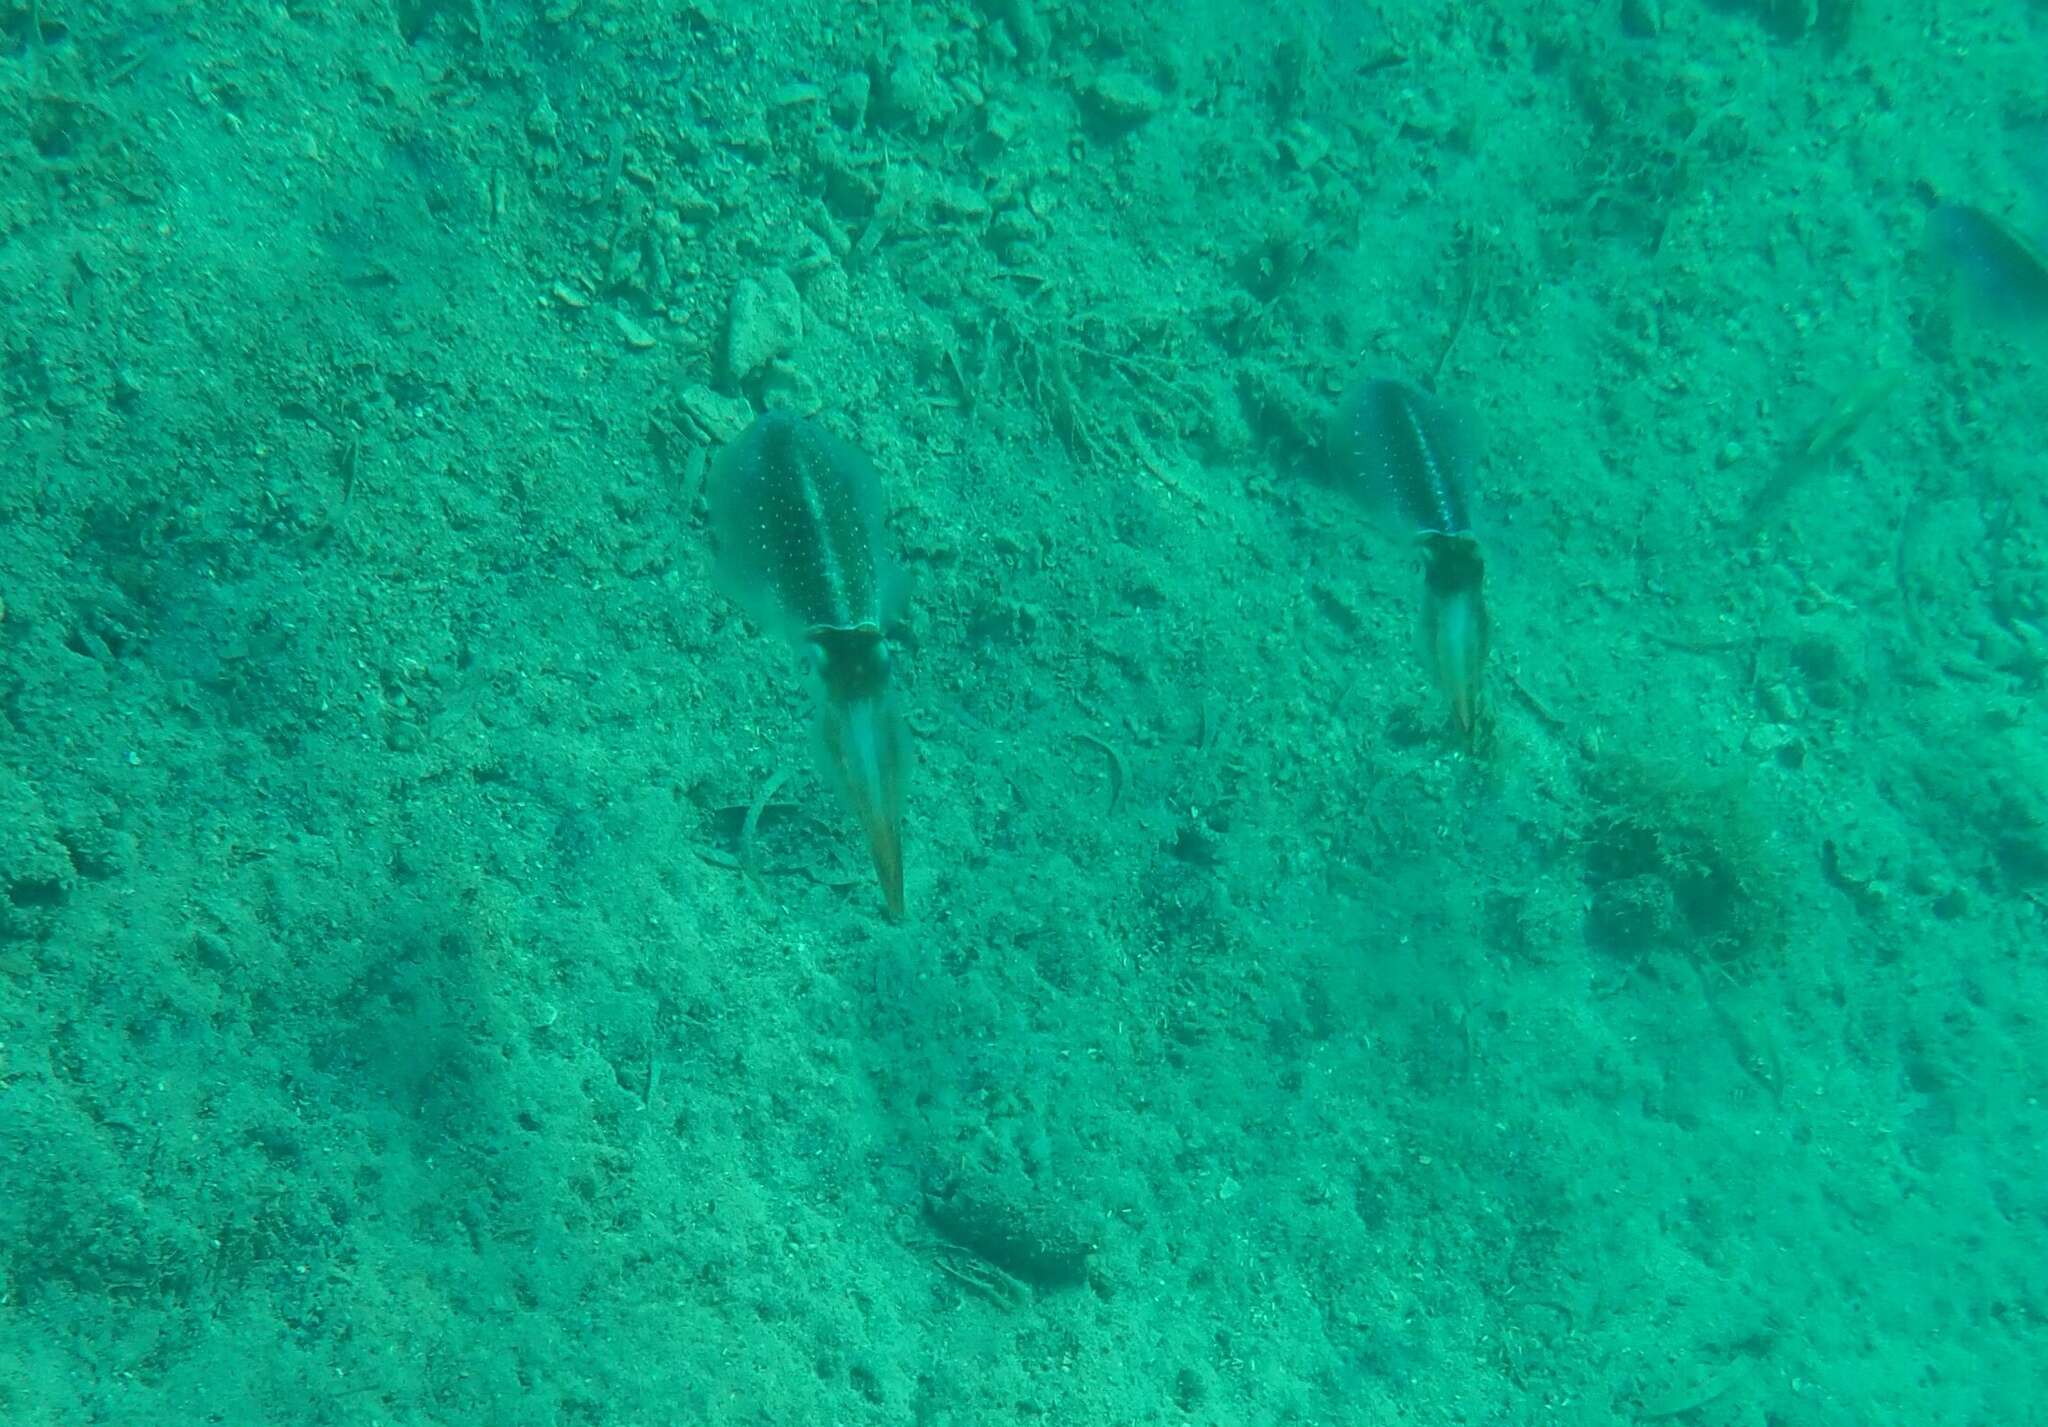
[612,309,656,350]
[724,272,804,383]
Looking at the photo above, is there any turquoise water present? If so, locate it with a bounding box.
[4,1,2046,1422]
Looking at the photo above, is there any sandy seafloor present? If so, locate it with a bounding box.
[4,0,2047,1422]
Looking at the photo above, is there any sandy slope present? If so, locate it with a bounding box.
[2,1,2045,1422]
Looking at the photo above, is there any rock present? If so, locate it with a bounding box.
[611,309,656,350]
[884,39,956,131]
[831,71,870,129]
[932,183,990,224]
[997,0,1046,59]
[1278,120,1330,170]
[723,271,803,384]
[677,384,755,444]
[1087,69,1164,125]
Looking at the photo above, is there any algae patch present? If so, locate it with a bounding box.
[1581,756,1787,971]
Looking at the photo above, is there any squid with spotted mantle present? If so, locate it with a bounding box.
[1328,377,1491,744]
[708,409,909,919]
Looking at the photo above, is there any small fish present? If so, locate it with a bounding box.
[1744,368,1905,527]
[1326,377,1476,538]
[709,410,909,919]
[1929,202,2048,326]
